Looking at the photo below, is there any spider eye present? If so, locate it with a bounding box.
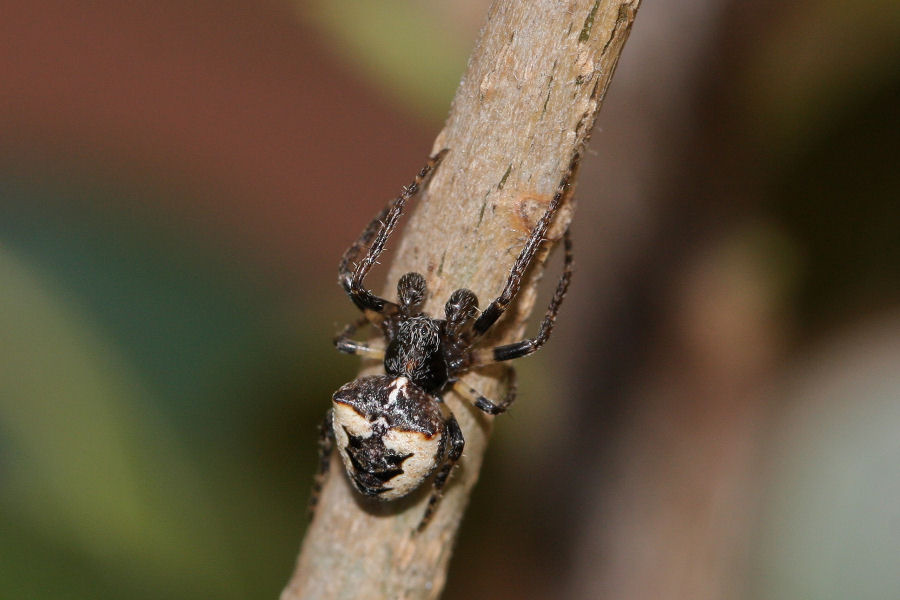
[398,272,427,308]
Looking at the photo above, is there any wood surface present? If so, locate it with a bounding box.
[281,1,641,598]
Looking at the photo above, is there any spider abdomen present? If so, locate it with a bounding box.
[332,375,445,500]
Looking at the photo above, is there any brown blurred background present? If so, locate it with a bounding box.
[1,1,898,599]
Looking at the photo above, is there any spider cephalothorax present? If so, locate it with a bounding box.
[310,149,576,530]
[384,315,446,391]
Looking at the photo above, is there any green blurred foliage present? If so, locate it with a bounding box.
[299,0,471,120]
[0,182,345,598]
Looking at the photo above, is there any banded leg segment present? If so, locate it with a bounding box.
[472,152,579,337]
[487,227,573,363]
[333,315,385,359]
[339,149,449,313]
[417,414,465,532]
[453,368,518,415]
[308,409,335,519]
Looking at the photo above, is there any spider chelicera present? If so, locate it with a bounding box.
[310,149,575,530]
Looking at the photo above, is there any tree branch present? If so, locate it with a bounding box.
[281,1,640,598]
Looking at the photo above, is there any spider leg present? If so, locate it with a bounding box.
[308,408,335,520]
[416,413,465,532]
[474,228,573,365]
[471,152,579,338]
[334,315,386,359]
[452,369,518,415]
[339,149,449,314]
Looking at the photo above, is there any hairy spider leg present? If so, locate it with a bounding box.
[470,152,579,338]
[335,270,431,357]
[338,149,449,315]
[308,408,336,518]
[416,414,465,532]
[474,227,574,366]
[452,368,518,416]
[333,315,386,359]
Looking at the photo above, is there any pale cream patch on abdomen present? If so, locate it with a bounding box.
[379,429,442,500]
[332,402,374,478]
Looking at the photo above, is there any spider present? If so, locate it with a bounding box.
[309,149,575,530]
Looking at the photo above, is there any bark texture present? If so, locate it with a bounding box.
[281,1,641,598]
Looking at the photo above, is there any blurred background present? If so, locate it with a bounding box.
[0,1,897,598]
